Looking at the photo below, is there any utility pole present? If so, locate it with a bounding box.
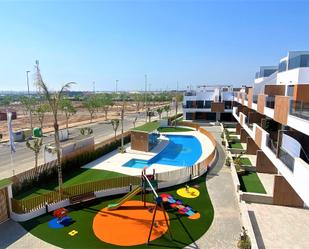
[145,74,147,122]
[26,70,33,131]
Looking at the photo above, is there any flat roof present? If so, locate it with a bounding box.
[132,121,160,133]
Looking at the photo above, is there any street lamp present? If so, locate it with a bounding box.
[26,70,33,131]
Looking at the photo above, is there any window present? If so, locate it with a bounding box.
[204,101,211,108]
[224,101,232,109]
[278,60,287,72]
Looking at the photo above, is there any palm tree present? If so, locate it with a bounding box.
[26,138,43,180]
[163,105,170,119]
[34,61,75,195]
[157,107,163,120]
[111,119,120,140]
[60,98,76,132]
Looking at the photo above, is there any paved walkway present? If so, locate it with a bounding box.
[247,203,309,249]
[0,219,58,249]
[187,125,242,249]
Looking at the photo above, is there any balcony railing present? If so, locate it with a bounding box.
[184,92,196,96]
[278,147,295,172]
[265,96,275,108]
[267,137,277,155]
[289,100,309,121]
[252,95,258,104]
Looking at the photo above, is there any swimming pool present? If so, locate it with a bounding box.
[123,135,202,168]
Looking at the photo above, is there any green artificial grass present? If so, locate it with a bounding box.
[132,121,160,132]
[239,158,252,166]
[15,169,126,200]
[157,127,193,132]
[232,157,252,166]
[230,143,243,149]
[0,178,12,189]
[20,174,214,249]
[238,172,266,194]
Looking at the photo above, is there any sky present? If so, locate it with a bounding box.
[0,0,308,92]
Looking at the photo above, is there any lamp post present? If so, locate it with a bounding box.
[26,70,33,131]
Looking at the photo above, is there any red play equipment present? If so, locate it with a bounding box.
[53,208,69,223]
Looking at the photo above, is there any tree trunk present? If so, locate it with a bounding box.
[104,109,108,120]
[65,114,69,131]
[35,152,39,181]
[54,119,63,197]
[114,130,117,140]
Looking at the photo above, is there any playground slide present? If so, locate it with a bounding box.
[107,186,142,210]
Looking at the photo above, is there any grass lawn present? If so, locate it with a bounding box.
[238,172,266,194]
[132,121,160,132]
[230,143,243,149]
[20,174,214,249]
[233,157,252,166]
[157,127,193,132]
[15,169,126,200]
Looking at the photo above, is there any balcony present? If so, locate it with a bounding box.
[265,96,275,109]
[252,95,258,104]
[289,100,309,121]
[184,92,196,96]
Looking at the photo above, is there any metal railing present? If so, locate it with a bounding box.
[267,137,277,155]
[289,100,309,121]
[278,147,295,172]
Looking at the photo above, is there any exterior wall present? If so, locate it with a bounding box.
[257,94,265,114]
[273,175,304,207]
[276,67,309,85]
[246,137,259,155]
[240,128,249,143]
[256,150,277,174]
[131,131,149,152]
[247,88,253,108]
[264,85,286,96]
[293,84,309,102]
[211,102,224,112]
[254,126,263,148]
[0,187,9,223]
[236,123,241,135]
[274,96,289,125]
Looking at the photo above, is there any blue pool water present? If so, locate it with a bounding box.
[123,135,202,168]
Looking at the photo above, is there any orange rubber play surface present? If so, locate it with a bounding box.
[93,200,170,246]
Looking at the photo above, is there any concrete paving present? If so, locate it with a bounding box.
[187,125,242,249]
[257,173,275,196]
[83,130,215,176]
[0,219,59,249]
[247,203,309,249]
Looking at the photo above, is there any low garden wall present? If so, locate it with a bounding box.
[10,124,217,221]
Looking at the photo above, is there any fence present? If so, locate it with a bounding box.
[177,121,200,130]
[11,132,132,196]
[11,160,58,194]
[11,124,217,215]
[12,175,140,214]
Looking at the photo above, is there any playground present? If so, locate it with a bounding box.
[20,173,214,248]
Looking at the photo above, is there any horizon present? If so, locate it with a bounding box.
[1,1,309,92]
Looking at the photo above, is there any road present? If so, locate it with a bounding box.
[0,107,180,179]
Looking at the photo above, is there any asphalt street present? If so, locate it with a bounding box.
[0,108,179,179]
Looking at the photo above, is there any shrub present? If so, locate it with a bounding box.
[12,134,131,196]
[237,227,251,249]
[225,157,231,167]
